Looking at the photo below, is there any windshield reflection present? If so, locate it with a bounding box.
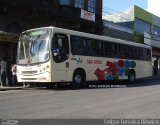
[17,29,50,65]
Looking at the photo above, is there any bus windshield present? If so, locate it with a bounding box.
[17,29,50,65]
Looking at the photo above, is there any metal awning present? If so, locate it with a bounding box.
[0,31,19,42]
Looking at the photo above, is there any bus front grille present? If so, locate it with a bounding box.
[22,78,37,80]
[21,71,38,74]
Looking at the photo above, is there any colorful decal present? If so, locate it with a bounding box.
[94,60,136,80]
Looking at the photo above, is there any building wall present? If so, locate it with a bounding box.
[104,5,160,44]
[103,20,133,34]
[0,16,29,63]
[152,15,160,27]
[134,6,152,24]
[103,5,160,75]
[0,0,103,34]
[0,16,29,33]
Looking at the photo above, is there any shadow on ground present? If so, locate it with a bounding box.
[31,79,160,91]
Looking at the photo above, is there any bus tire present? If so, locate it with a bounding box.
[72,70,86,88]
[128,71,136,83]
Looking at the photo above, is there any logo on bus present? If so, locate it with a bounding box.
[76,57,83,64]
[94,60,136,80]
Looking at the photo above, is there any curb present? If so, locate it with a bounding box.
[0,87,23,91]
[0,76,160,91]
[139,76,160,81]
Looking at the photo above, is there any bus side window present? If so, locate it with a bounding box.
[143,49,151,61]
[119,44,131,59]
[104,42,114,58]
[97,40,103,57]
[86,39,93,56]
[147,49,151,61]
[86,39,102,57]
[139,48,144,60]
[52,33,69,63]
[131,47,139,60]
[113,43,119,58]
[71,36,86,55]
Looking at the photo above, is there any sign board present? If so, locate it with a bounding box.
[0,31,19,42]
[81,9,95,22]
[144,32,151,46]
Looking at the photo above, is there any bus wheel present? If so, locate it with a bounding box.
[128,71,136,83]
[72,70,85,88]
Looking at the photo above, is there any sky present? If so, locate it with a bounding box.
[103,0,147,14]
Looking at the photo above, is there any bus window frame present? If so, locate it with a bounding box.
[52,33,69,63]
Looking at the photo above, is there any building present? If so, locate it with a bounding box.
[0,0,103,62]
[103,5,160,75]
[0,17,28,62]
[103,20,134,42]
[0,0,103,33]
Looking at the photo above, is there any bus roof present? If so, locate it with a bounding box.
[23,26,151,49]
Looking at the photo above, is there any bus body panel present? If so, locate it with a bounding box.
[67,55,152,81]
[17,26,153,84]
[17,61,51,82]
[135,61,152,79]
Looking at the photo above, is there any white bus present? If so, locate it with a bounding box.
[16,27,152,88]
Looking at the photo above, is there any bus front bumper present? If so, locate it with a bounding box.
[17,72,51,83]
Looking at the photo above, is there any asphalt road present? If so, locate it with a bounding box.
[0,79,160,120]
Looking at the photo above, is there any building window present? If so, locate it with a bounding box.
[88,0,96,13]
[60,0,70,5]
[75,0,84,8]
[135,18,150,34]
[153,25,160,37]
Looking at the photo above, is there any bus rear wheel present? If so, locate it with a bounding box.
[128,71,136,83]
[72,70,86,88]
